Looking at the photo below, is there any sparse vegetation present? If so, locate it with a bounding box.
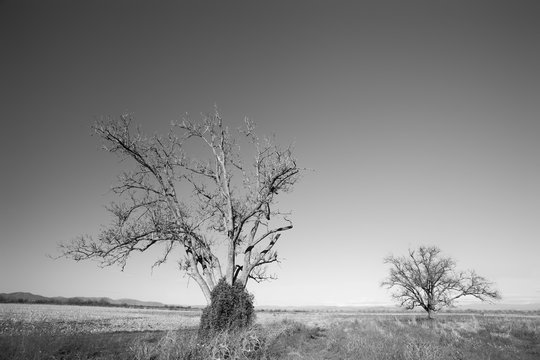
[1,304,539,359]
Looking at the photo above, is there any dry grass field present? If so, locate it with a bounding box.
[1,303,539,359]
[0,303,201,335]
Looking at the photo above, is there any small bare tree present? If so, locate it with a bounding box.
[59,108,301,304]
[382,245,500,318]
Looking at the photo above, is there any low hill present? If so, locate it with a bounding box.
[0,292,186,309]
[0,292,50,303]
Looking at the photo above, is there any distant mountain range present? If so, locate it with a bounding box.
[0,292,189,309]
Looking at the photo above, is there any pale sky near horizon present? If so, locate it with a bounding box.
[1,0,539,307]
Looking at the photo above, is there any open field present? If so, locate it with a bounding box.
[1,303,539,359]
[0,303,201,335]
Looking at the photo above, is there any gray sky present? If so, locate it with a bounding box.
[1,0,539,306]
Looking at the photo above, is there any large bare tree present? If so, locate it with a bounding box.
[59,109,301,304]
[381,246,500,318]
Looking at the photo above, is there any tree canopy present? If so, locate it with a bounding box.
[59,109,301,304]
[382,246,500,317]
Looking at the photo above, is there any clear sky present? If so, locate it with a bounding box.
[1,0,539,307]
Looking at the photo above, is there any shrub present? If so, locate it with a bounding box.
[198,278,255,339]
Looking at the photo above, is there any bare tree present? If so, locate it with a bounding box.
[381,246,500,318]
[58,109,301,304]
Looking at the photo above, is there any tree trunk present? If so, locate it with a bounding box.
[189,268,212,305]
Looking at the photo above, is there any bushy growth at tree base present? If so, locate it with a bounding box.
[198,278,255,339]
